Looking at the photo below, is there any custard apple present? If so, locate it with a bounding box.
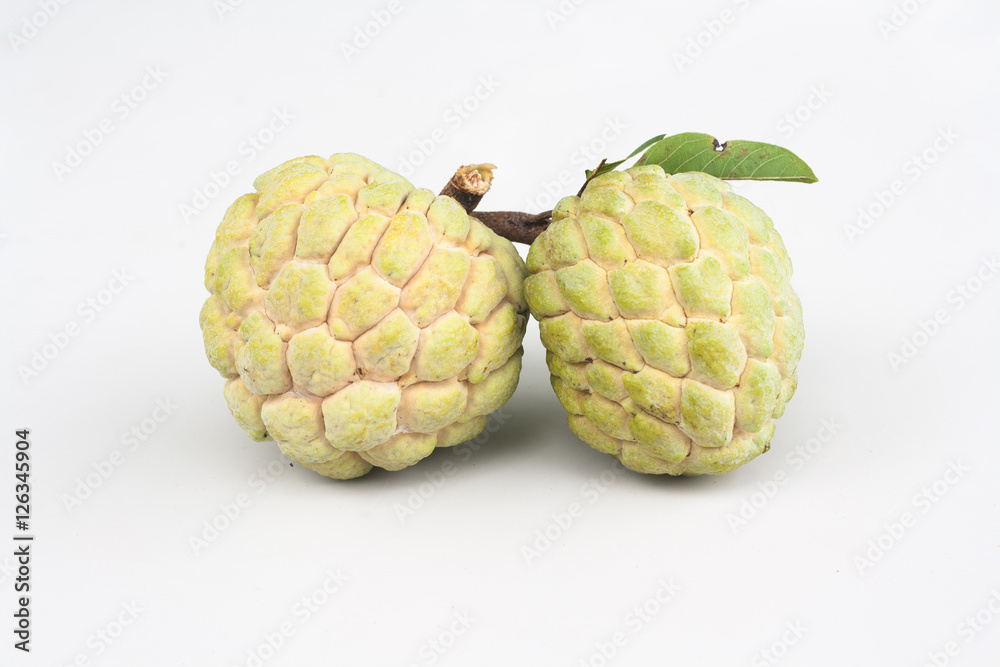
[200,153,528,479]
[524,167,803,475]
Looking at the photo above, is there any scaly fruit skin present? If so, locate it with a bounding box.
[525,166,803,475]
[200,153,528,479]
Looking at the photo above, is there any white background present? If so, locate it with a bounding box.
[2,0,999,665]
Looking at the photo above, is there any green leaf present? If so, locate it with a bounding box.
[586,135,666,180]
[636,132,817,183]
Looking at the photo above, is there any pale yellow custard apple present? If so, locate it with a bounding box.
[524,166,803,475]
[200,153,528,479]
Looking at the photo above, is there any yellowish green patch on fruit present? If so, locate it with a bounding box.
[265,262,335,330]
[539,218,588,270]
[733,359,781,433]
[623,367,681,424]
[581,319,644,371]
[353,310,419,379]
[296,194,358,260]
[457,256,508,323]
[668,256,733,319]
[214,247,264,315]
[729,279,776,357]
[621,201,698,267]
[321,381,400,452]
[249,204,303,287]
[361,432,436,471]
[721,192,771,245]
[679,380,735,448]
[546,350,589,391]
[468,302,524,383]
[551,377,587,415]
[582,393,633,441]
[254,157,330,218]
[608,260,677,320]
[465,354,521,417]
[523,271,568,319]
[223,378,269,441]
[579,184,633,218]
[629,411,690,463]
[287,328,356,396]
[427,196,471,245]
[328,268,400,341]
[555,261,618,321]
[306,451,373,480]
[236,326,291,395]
[437,416,488,448]
[491,239,527,307]
[373,211,432,286]
[690,207,751,279]
[666,172,727,209]
[200,297,239,378]
[260,394,325,447]
[400,246,470,326]
[410,312,479,383]
[356,180,413,217]
[585,360,628,402]
[626,320,689,377]
[399,379,468,432]
[328,213,391,280]
[403,188,436,216]
[685,320,747,390]
[462,218,495,255]
[568,415,620,455]
[578,214,636,270]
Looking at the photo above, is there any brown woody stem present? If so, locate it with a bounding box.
[471,211,552,244]
[441,163,553,245]
[439,163,496,213]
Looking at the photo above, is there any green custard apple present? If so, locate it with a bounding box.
[200,153,528,479]
[524,166,804,475]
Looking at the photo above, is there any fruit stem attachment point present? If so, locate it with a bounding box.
[440,163,552,245]
[440,163,497,213]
